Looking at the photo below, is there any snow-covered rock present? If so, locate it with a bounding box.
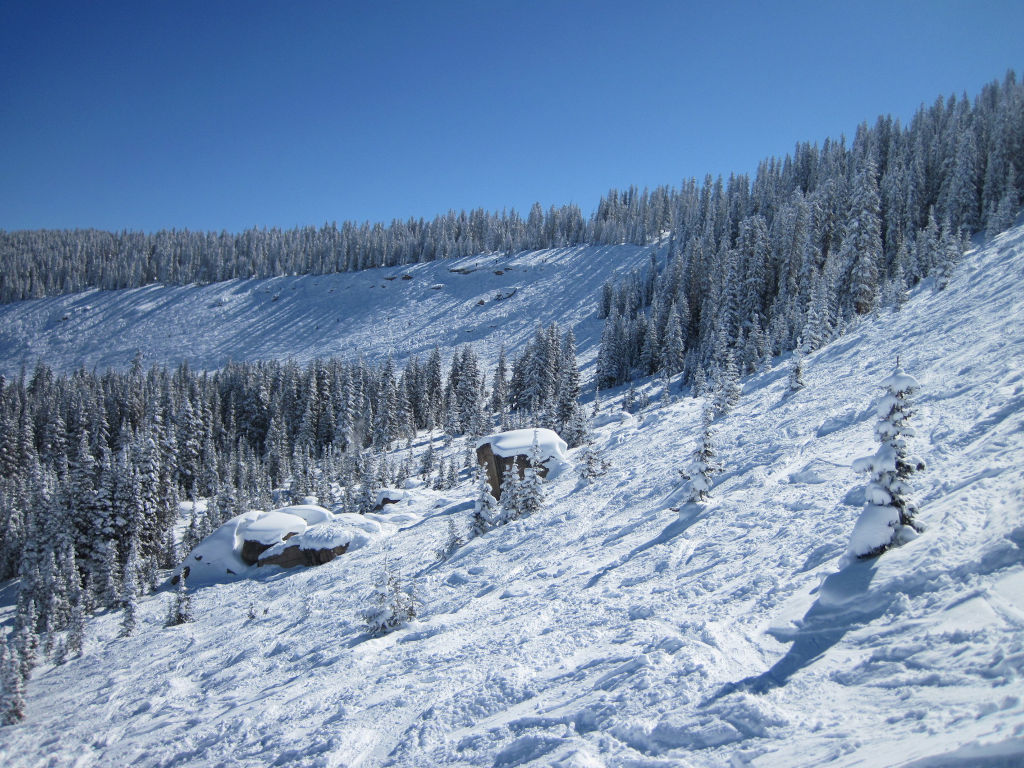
[476,427,570,498]
[258,519,372,569]
[178,510,262,583]
[239,510,309,564]
[181,505,390,579]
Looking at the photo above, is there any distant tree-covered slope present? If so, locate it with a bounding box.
[2,72,1020,304]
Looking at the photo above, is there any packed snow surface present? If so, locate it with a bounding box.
[3,224,1024,766]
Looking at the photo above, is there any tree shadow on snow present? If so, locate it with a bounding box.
[711,558,888,699]
[586,504,704,588]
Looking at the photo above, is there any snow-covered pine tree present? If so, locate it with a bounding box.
[12,599,37,680]
[360,559,418,635]
[986,163,1018,239]
[98,539,120,609]
[577,440,611,483]
[789,339,806,392]
[471,464,499,536]
[437,516,466,559]
[66,594,86,658]
[0,642,26,725]
[844,159,883,315]
[358,453,377,514]
[563,404,590,449]
[120,536,140,637]
[166,571,193,626]
[433,457,447,491]
[847,364,926,559]
[498,463,521,525]
[681,404,721,503]
[660,301,687,376]
[711,349,742,415]
[419,441,435,479]
[691,364,707,398]
[518,431,546,518]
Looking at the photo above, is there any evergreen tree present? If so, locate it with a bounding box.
[661,302,687,376]
[66,597,86,659]
[577,442,611,483]
[437,516,466,559]
[681,405,721,503]
[358,453,377,514]
[712,349,742,415]
[789,340,806,392]
[166,571,193,626]
[471,464,499,536]
[518,432,546,518]
[848,365,926,558]
[498,463,521,525]
[120,536,140,637]
[360,559,418,635]
[0,643,27,725]
[844,160,883,315]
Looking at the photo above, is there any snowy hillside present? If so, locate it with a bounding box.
[1,220,1022,766]
[0,244,656,376]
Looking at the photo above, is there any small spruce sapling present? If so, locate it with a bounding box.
[166,572,193,626]
[471,464,499,536]
[577,427,611,482]
[438,517,467,559]
[789,339,806,392]
[517,431,546,518]
[360,559,418,635]
[681,404,721,503]
[847,364,926,560]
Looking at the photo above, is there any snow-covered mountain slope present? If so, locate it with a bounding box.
[3,223,1024,768]
[0,244,654,376]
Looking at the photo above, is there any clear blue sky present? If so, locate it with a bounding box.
[1,0,1021,233]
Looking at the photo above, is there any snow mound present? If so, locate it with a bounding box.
[274,504,333,526]
[181,506,396,582]
[180,510,262,583]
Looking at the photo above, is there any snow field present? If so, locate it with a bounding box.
[0,244,657,377]
[1,225,1024,765]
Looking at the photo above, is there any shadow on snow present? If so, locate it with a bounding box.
[711,558,888,699]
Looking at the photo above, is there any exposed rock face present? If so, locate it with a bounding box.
[240,531,298,566]
[475,443,551,500]
[258,542,349,569]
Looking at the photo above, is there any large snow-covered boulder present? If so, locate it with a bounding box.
[178,504,394,583]
[239,510,309,565]
[258,519,361,568]
[476,428,569,499]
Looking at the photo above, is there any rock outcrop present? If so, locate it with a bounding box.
[258,541,349,568]
[476,428,569,500]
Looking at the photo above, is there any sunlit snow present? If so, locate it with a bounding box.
[1,224,1024,767]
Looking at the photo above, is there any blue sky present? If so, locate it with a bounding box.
[1,0,1021,233]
